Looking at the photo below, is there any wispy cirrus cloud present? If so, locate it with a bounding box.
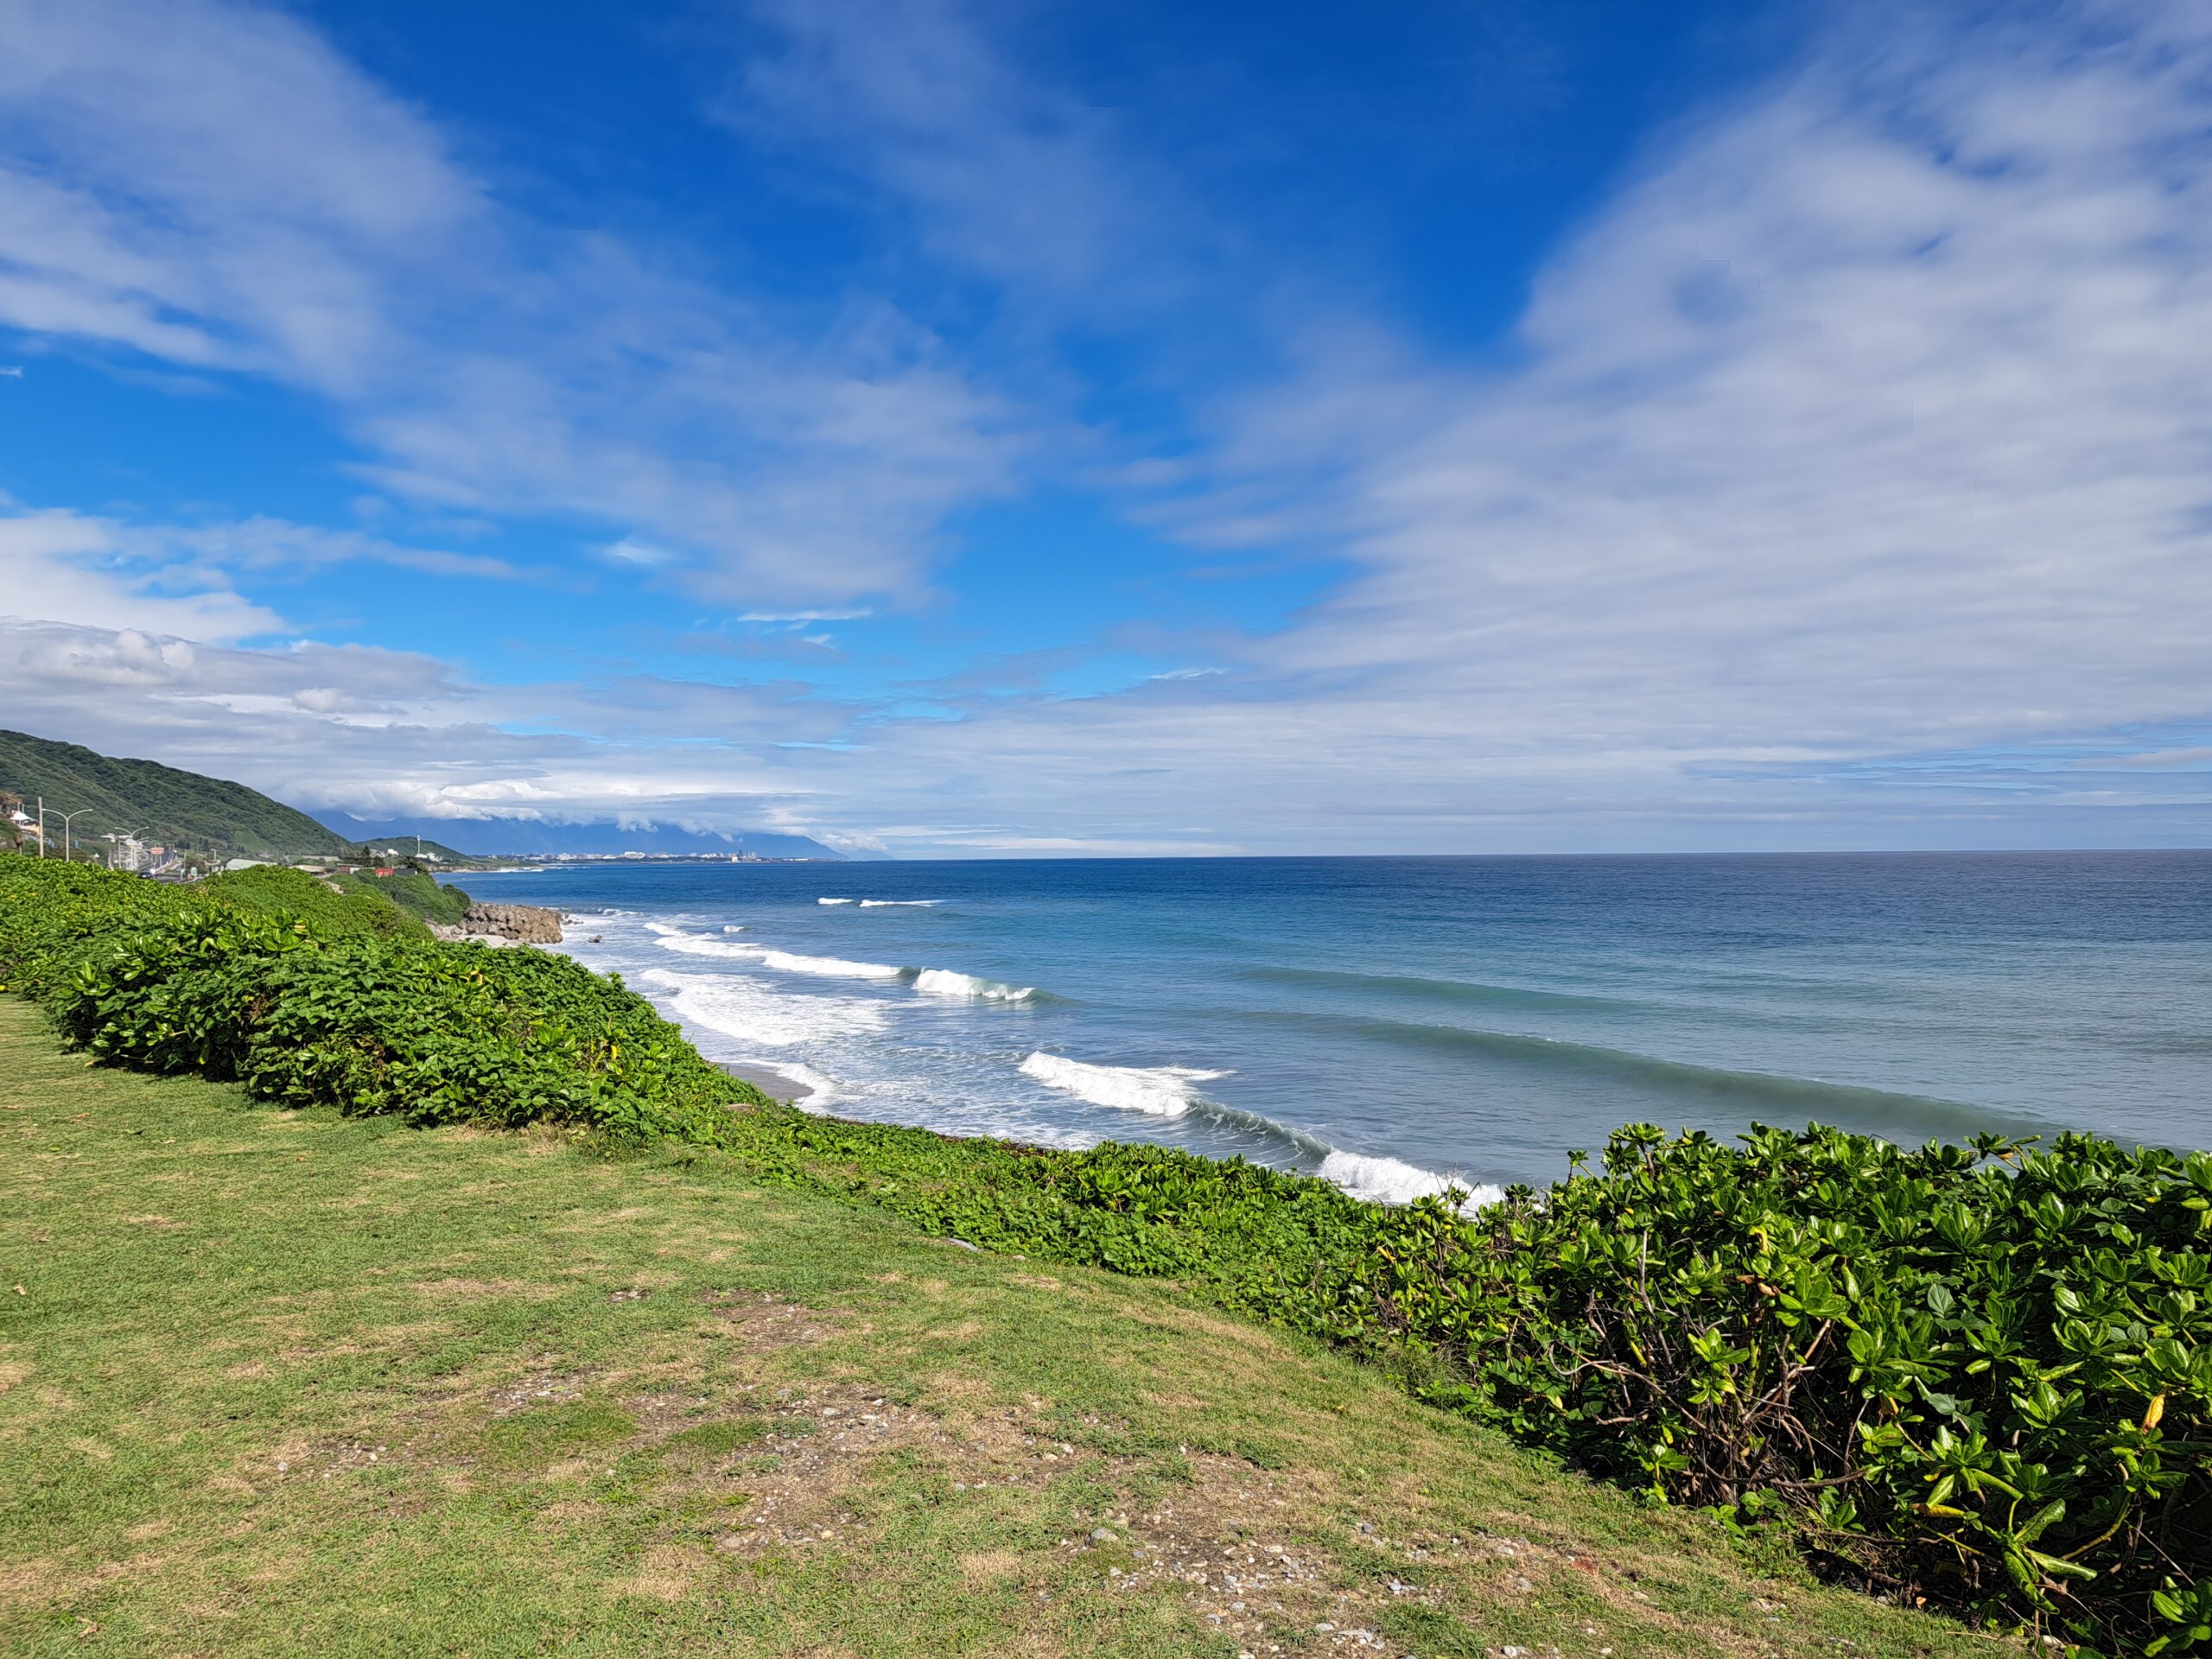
[0,0,1027,602]
[724,0,1192,302]
[703,0,2212,852]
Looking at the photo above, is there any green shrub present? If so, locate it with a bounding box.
[0,855,218,997]
[0,852,766,1142]
[332,867,471,925]
[206,862,427,938]
[1350,1125,2212,1655]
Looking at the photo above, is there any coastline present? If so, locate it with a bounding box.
[715,1057,816,1103]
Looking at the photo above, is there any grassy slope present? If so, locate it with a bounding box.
[0,1000,2005,1659]
[0,729,346,860]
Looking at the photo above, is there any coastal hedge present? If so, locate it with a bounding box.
[207,861,431,939]
[3,849,2205,1654]
[0,853,765,1141]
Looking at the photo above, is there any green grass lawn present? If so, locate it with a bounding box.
[0,997,2012,1658]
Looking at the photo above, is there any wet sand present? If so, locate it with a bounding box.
[715,1059,816,1103]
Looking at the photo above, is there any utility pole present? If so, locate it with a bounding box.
[56,808,91,861]
[35,797,42,858]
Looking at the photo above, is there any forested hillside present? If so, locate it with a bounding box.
[0,728,345,861]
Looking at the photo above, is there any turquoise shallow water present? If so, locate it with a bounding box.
[461,852,2212,1202]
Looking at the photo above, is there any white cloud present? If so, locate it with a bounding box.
[1267,0,2212,772]
[728,0,1185,300]
[601,537,678,569]
[0,508,284,639]
[169,517,528,582]
[723,0,2212,852]
[0,0,1025,602]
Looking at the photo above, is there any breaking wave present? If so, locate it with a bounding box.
[817,897,855,906]
[861,899,942,906]
[1318,1149,1504,1215]
[640,969,888,1049]
[912,969,1035,1001]
[1018,1052,1229,1117]
[647,931,760,961]
[1014,1050,1497,1211]
[647,927,1037,998]
[756,949,905,980]
[648,928,899,978]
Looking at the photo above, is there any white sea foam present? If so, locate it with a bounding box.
[722,924,746,932]
[649,926,1031,998]
[756,949,905,980]
[642,969,887,1049]
[817,897,855,905]
[647,930,901,979]
[912,969,1035,1001]
[860,899,942,906]
[773,1062,842,1111]
[650,931,759,960]
[1018,1052,1229,1117]
[1318,1149,1504,1215]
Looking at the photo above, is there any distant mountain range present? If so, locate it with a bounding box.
[0,728,849,864]
[313,812,848,861]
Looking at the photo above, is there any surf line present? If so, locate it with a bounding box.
[1017,1049,1504,1212]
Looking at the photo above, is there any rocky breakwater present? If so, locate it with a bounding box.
[430,902,565,945]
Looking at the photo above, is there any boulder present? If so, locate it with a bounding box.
[460,901,564,944]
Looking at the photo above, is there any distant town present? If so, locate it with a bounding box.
[6,783,831,875]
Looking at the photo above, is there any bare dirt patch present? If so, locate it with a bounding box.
[488,1369,599,1416]
[682,1382,944,1555]
[610,1542,707,1603]
[700,1289,845,1354]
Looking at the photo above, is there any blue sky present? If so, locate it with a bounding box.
[2,0,2209,855]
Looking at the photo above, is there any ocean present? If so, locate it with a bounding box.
[460,852,2212,1204]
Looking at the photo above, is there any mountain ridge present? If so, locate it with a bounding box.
[312,811,849,861]
[0,728,346,860]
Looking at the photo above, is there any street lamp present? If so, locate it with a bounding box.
[48,807,93,861]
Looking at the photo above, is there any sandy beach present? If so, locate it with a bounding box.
[715,1058,815,1103]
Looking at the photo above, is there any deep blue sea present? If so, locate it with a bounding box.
[461,853,2212,1204]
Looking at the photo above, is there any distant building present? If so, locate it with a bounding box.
[223,858,269,872]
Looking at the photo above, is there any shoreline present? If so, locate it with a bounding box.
[715,1058,816,1103]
